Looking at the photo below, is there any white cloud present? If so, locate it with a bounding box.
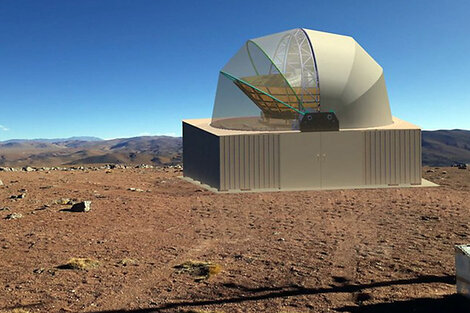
[0,125,9,131]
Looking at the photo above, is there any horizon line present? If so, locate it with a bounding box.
[0,128,468,142]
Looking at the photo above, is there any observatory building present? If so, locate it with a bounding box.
[183,28,423,192]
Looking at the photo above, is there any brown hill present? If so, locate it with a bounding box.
[422,129,470,166]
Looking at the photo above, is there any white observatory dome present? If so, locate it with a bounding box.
[211,28,393,131]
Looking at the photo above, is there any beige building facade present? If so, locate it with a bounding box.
[183,117,422,191]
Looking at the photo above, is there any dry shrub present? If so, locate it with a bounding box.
[58,257,99,270]
[174,260,222,281]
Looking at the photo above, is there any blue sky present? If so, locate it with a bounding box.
[0,0,469,140]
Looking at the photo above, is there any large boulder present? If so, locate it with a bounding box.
[70,201,91,212]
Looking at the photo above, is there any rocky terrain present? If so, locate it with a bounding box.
[0,165,469,312]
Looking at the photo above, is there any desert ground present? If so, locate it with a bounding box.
[0,166,469,313]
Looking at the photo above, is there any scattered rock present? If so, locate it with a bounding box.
[9,193,26,199]
[70,201,91,212]
[135,164,154,169]
[0,179,3,186]
[0,207,11,211]
[47,269,56,276]
[421,215,440,221]
[442,171,448,174]
[0,164,176,173]
[128,188,144,192]
[5,213,23,220]
[173,164,183,171]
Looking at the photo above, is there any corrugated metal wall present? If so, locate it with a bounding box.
[364,129,421,185]
[219,134,280,191]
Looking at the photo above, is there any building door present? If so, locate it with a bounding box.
[279,131,365,189]
[279,132,321,189]
[320,131,365,188]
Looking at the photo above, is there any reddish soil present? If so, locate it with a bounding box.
[0,166,469,313]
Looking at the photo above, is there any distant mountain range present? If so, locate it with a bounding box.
[0,130,468,167]
[0,136,181,167]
